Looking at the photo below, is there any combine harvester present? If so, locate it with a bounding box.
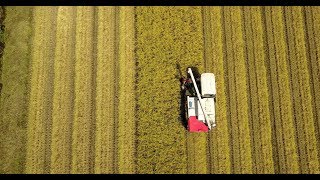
[181,68,216,132]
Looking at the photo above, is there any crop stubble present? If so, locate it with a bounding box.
[222,6,252,174]
[71,6,96,174]
[263,6,299,173]
[242,6,274,174]
[303,6,320,168]
[117,6,136,174]
[202,6,231,174]
[94,6,117,174]
[283,6,319,173]
[25,6,57,174]
[50,6,76,174]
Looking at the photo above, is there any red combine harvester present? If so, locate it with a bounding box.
[181,68,216,132]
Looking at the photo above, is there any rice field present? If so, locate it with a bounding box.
[0,6,319,174]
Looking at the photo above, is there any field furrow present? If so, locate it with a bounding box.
[242,7,258,173]
[283,6,319,173]
[202,6,231,174]
[263,6,299,173]
[50,6,76,174]
[94,6,117,174]
[222,6,252,174]
[25,7,57,174]
[222,8,238,173]
[117,6,136,174]
[0,7,32,174]
[242,6,274,174]
[304,6,320,167]
[71,6,95,174]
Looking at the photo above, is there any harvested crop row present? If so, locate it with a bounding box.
[50,6,76,174]
[25,7,57,174]
[186,133,208,174]
[242,6,274,174]
[222,6,252,174]
[262,6,299,173]
[136,7,206,174]
[0,6,33,174]
[94,6,117,174]
[283,6,319,173]
[71,6,95,174]
[303,6,320,166]
[184,7,208,174]
[202,6,231,174]
[117,6,136,174]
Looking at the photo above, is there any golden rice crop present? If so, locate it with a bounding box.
[242,6,274,174]
[187,133,208,173]
[304,6,320,166]
[50,6,76,174]
[184,7,208,174]
[117,6,136,174]
[1,6,320,174]
[167,7,208,174]
[283,6,319,173]
[135,6,206,174]
[71,6,95,174]
[94,6,117,174]
[222,6,252,174]
[26,6,57,174]
[202,6,231,174]
[262,6,299,173]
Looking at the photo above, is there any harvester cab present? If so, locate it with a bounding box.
[183,68,216,132]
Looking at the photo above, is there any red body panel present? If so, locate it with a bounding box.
[188,116,208,132]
